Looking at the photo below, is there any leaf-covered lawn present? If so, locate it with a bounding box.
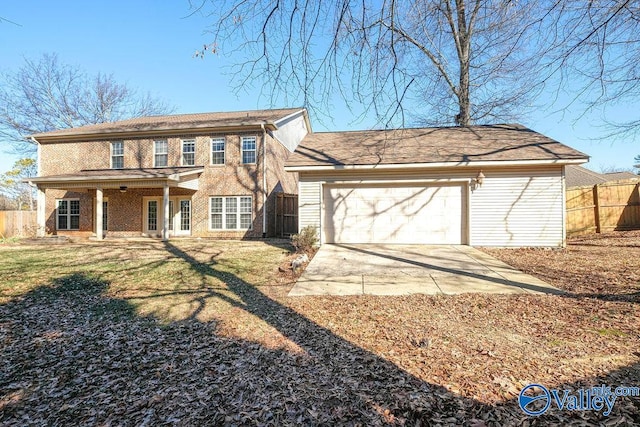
[0,234,638,425]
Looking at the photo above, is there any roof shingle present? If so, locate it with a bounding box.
[286,124,588,168]
[566,165,640,188]
[31,108,304,139]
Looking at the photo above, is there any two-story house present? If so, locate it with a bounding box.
[28,108,310,240]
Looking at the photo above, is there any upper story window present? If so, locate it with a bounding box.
[182,139,195,166]
[111,141,124,169]
[154,140,168,167]
[211,137,225,165]
[242,136,256,164]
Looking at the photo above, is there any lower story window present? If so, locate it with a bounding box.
[210,196,252,230]
[57,199,80,230]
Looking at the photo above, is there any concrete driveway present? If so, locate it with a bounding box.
[288,244,561,296]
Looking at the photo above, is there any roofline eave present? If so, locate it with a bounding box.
[25,168,204,185]
[31,123,278,143]
[284,158,590,172]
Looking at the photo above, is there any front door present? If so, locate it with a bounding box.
[143,197,191,237]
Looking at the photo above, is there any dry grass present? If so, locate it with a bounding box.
[0,233,638,425]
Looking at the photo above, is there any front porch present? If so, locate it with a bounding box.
[29,167,203,241]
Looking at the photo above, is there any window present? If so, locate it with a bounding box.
[147,200,158,231]
[102,201,108,231]
[57,199,80,230]
[111,141,124,169]
[241,136,256,164]
[180,200,191,231]
[210,196,252,230]
[182,139,195,166]
[154,140,168,167]
[211,138,225,165]
[168,201,174,231]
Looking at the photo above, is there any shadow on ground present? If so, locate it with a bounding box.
[0,243,638,425]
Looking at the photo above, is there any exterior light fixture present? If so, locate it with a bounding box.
[119,186,128,193]
[471,171,485,190]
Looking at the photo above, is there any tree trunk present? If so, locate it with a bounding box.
[455,0,471,126]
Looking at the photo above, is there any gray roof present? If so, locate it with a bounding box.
[565,165,608,188]
[286,124,588,168]
[566,165,640,188]
[603,171,639,181]
[31,108,304,140]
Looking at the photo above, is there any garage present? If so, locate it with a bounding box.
[322,183,465,244]
[286,125,589,247]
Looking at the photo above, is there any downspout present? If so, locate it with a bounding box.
[30,137,45,237]
[261,124,267,238]
[31,137,41,176]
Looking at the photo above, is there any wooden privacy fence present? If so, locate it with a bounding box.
[566,180,640,235]
[0,210,37,238]
[275,193,298,237]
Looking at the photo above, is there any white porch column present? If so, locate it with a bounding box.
[96,187,104,240]
[162,184,170,241]
[36,187,46,238]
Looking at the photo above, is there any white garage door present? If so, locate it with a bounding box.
[323,184,464,244]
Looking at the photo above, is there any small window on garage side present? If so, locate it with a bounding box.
[57,199,80,230]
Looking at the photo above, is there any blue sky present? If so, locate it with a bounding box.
[0,1,637,174]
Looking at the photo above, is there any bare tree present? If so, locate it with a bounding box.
[0,194,14,211]
[0,53,174,155]
[539,1,640,136]
[192,0,547,128]
[0,158,37,210]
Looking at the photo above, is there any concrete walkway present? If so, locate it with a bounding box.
[288,244,561,296]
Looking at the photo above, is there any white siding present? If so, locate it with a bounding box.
[298,165,565,247]
[298,179,322,233]
[470,168,564,247]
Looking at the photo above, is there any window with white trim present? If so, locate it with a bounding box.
[57,199,80,230]
[210,196,252,230]
[211,138,225,165]
[154,140,168,167]
[241,136,256,164]
[111,141,124,169]
[182,139,195,166]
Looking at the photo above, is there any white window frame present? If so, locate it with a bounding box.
[154,140,168,167]
[241,136,257,164]
[111,141,124,169]
[179,199,191,231]
[181,139,196,166]
[56,198,80,230]
[209,196,253,230]
[210,137,225,165]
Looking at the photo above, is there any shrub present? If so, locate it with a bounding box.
[291,225,318,253]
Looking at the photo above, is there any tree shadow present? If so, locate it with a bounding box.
[1,247,638,425]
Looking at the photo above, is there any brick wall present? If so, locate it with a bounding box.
[40,129,299,239]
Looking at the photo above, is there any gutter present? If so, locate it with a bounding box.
[32,123,279,143]
[284,158,590,172]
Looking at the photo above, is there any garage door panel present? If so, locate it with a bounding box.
[323,184,464,244]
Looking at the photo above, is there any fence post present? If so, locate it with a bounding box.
[593,184,602,234]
